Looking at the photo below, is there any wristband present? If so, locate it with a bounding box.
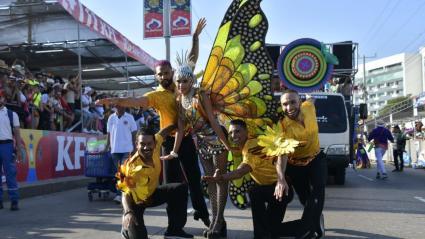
[170,151,179,158]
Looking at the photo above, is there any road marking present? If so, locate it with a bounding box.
[358,174,374,181]
[414,196,425,203]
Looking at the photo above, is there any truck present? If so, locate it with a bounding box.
[301,92,351,185]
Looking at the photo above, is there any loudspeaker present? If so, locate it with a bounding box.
[332,41,353,70]
[266,45,282,69]
[359,103,368,120]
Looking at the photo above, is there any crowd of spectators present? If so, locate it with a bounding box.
[0,59,159,134]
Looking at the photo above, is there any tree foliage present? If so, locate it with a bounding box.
[378,95,411,116]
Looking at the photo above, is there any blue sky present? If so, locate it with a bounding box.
[79,0,425,70]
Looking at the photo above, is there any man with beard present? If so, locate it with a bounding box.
[203,119,294,239]
[96,18,210,226]
[120,126,193,239]
[278,89,326,239]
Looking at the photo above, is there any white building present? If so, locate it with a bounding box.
[355,52,423,116]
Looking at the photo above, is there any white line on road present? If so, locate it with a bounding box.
[414,196,425,203]
[358,174,374,181]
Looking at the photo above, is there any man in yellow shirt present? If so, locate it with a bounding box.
[97,19,210,226]
[279,89,326,239]
[120,126,193,239]
[203,119,293,239]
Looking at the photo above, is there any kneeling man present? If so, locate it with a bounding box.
[203,119,293,239]
[119,126,193,239]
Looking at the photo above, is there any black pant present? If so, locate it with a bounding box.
[282,152,327,238]
[162,135,209,218]
[121,183,188,239]
[393,149,404,171]
[248,183,294,239]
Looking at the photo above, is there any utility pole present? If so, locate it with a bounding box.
[361,54,377,129]
[164,0,171,61]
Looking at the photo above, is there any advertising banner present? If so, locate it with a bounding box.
[143,0,165,38]
[170,0,191,37]
[13,129,105,183]
[58,0,158,70]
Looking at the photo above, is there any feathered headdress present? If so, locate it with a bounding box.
[174,51,196,82]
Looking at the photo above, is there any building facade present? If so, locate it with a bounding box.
[355,52,423,116]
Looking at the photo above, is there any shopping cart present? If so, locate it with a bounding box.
[84,151,116,201]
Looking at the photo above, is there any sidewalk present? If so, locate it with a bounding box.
[2,176,91,201]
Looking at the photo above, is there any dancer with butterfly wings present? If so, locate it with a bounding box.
[162,0,289,238]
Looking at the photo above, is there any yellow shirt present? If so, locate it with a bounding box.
[144,85,177,129]
[242,139,277,185]
[122,134,163,204]
[280,100,320,166]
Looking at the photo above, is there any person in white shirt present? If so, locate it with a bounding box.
[81,86,96,133]
[0,89,22,211]
[105,105,137,203]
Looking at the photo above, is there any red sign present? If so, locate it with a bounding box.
[144,0,165,38]
[13,129,105,183]
[170,0,191,37]
[58,0,158,70]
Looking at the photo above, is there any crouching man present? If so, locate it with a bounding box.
[203,119,293,239]
[119,126,193,239]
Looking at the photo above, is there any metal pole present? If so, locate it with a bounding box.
[363,55,367,133]
[164,0,171,61]
[125,54,129,96]
[78,22,83,132]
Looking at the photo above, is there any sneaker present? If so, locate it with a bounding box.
[0,201,3,209]
[164,230,194,239]
[376,173,380,179]
[113,195,122,204]
[382,173,388,179]
[10,201,19,211]
[82,128,90,133]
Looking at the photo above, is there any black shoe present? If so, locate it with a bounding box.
[194,210,211,227]
[164,229,194,239]
[316,213,325,238]
[0,201,3,209]
[10,201,19,211]
[382,173,388,179]
[207,221,227,238]
[376,173,380,179]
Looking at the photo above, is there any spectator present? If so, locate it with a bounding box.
[63,74,80,111]
[105,104,137,203]
[391,125,407,172]
[368,121,394,179]
[0,88,22,211]
[38,87,55,130]
[81,86,96,133]
[415,120,424,139]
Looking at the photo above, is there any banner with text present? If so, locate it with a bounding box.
[13,129,105,183]
[144,0,165,38]
[58,0,158,70]
[170,0,191,37]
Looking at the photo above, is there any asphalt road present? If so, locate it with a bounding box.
[1,164,424,239]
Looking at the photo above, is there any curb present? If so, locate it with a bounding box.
[2,176,91,201]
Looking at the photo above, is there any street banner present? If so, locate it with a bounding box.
[58,0,158,70]
[11,129,104,183]
[143,0,165,39]
[170,0,191,36]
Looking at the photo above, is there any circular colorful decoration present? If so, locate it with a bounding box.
[277,38,334,92]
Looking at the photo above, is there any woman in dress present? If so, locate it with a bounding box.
[161,63,231,238]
